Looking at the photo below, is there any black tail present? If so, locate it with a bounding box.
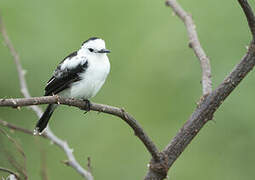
[34,104,57,135]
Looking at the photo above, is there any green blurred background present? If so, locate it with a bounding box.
[0,0,255,179]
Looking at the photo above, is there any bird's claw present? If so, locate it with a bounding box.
[82,99,91,113]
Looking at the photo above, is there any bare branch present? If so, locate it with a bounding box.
[0,128,26,158]
[0,167,19,180]
[0,12,42,118]
[0,96,161,161]
[0,14,93,180]
[0,129,28,180]
[1,149,25,180]
[144,0,255,179]
[166,0,212,95]
[0,119,39,136]
[238,0,255,37]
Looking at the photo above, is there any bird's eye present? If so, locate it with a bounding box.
[88,48,94,52]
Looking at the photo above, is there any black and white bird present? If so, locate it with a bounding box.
[34,37,110,135]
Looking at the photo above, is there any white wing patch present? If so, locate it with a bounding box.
[60,55,87,70]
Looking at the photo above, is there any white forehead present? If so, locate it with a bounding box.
[82,39,106,49]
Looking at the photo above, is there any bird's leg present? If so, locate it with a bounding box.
[82,99,91,114]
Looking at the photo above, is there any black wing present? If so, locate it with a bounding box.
[44,51,88,96]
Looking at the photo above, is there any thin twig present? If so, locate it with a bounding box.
[0,167,19,180]
[0,129,27,180]
[1,149,25,179]
[0,12,42,118]
[0,13,93,180]
[0,119,40,136]
[144,0,255,179]
[0,96,161,161]
[166,0,212,95]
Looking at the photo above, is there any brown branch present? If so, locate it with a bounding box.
[238,0,255,37]
[1,148,25,180]
[144,0,255,179]
[0,129,28,180]
[0,129,27,179]
[0,13,93,180]
[166,0,212,95]
[0,119,40,137]
[0,167,19,180]
[0,96,161,161]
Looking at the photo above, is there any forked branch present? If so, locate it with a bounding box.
[1,0,255,180]
[144,0,255,179]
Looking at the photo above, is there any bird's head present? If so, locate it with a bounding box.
[80,37,110,56]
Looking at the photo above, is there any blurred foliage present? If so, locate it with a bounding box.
[0,0,255,179]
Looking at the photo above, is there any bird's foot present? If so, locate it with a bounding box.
[33,127,43,136]
[82,99,91,113]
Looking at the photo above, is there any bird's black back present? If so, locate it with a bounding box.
[44,51,88,96]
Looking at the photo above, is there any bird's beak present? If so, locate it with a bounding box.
[97,48,111,53]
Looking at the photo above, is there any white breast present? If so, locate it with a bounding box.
[69,54,110,99]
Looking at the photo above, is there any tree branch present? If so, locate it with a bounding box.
[0,14,93,180]
[166,0,212,95]
[0,96,161,161]
[238,0,255,37]
[0,118,40,137]
[0,128,28,180]
[144,0,255,179]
